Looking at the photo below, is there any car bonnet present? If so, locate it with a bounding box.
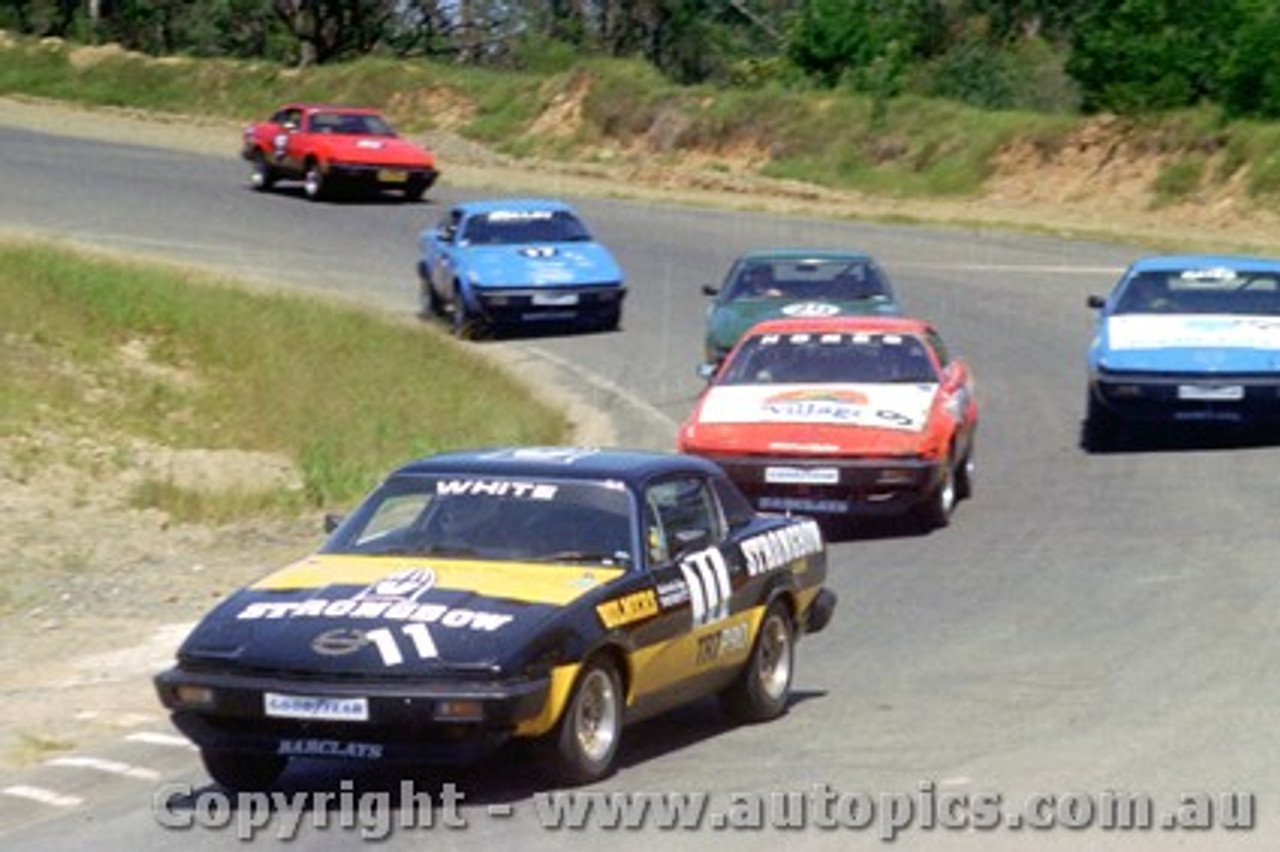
[177,555,623,674]
[711,299,893,348]
[465,243,621,287]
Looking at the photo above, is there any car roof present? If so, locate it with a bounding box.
[734,248,877,264]
[389,447,723,487]
[284,103,383,115]
[741,315,934,337]
[454,198,577,215]
[1127,254,1280,274]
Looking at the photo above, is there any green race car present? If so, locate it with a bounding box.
[701,249,903,375]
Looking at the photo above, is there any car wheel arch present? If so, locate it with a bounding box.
[759,585,800,634]
[579,641,633,708]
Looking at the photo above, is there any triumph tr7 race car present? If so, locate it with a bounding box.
[418,198,626,338]
[1084,254,1280,450]
[155,447,833,790]
[242,103,438,201]
[679,316,977,530]
[700,249,903,374]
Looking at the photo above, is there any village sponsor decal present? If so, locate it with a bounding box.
[696,384,932,432]
[763,389,918,429]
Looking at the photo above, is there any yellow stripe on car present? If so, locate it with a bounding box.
[513,662,581,738]
[627,606,765,699]
[251,555,624,607]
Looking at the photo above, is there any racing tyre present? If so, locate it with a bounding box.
[1083,392,1118,452]
[417,264,443,318]
[200,748,286,791]
[403,178,428,203]
[550,658,623,785]
[955,444,974,502]
[452,292,485,340]
[303,163,327,201]
[596,305,622,332]
[721,602,794,723]
[916,456,957,530]
[248,151,276,192]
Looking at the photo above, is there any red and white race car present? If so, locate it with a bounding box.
[677,316,978,529]
[242,103,438,201]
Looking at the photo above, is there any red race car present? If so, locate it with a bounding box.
[678,316,977,530]
[242,103,439,201]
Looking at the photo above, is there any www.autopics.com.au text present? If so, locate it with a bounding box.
[152,779,1256,841]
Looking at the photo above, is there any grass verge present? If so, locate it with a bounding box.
[0,238,569,521]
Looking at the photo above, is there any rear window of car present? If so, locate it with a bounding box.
[718,332,938,385]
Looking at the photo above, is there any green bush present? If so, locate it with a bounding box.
[1151,156,1206,205]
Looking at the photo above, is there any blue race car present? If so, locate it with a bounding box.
[418,198,626,337]
[1085,254,1280,449]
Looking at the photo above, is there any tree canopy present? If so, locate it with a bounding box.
[3,0,1279,117]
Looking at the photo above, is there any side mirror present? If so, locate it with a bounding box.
[323,513,344,534]
[1086,294,1106,309]
[696,362,718,381]
[701,284,719,297]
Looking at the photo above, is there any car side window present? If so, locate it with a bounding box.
[439,210,462,242]
[712,476,755,530]
[644,477,723,568]
[926,330,950,368]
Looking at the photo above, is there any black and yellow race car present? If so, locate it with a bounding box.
[154,447,835,790]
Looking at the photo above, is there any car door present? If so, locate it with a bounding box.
[426,208,465,303]
[621,474,754,716]
[269,107,304,170]
[929,329,976,451]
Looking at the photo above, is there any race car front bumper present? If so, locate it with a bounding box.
[155,666,549,765]
[325,162,439,192]
[710,454,945,516]
[472,285,626,327]
[1090,370,1280,424]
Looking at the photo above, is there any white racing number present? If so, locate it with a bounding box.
[364,624,440,667]
[678,547,732,627]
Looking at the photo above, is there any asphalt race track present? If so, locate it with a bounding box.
[1,121,1277,851]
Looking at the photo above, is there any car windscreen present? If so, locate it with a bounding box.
[724,257,891,302]
[1114,268,1280,315]
[462,210,592,245]
[718,331,938,385]
[322,475,635,568]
